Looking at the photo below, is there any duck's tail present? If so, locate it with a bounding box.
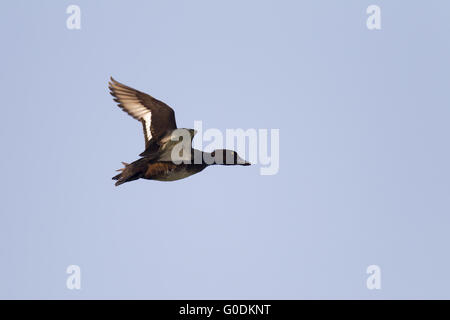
[112,160,145,186]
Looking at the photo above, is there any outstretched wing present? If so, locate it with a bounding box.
[108,77,177,148]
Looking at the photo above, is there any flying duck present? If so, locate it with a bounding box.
[109,78,250,186]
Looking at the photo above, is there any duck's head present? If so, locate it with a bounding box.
[210,149,251,166]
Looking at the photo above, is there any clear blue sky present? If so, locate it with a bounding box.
[1,0,449,299]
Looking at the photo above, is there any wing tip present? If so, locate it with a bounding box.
[108,76,120,90]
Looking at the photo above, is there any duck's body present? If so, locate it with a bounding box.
[109,77,250,186]
[112,155,208,185]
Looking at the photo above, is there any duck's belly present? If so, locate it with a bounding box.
[145,163,206,181]
[153,167,199,181]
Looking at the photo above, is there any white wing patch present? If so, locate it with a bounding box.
[142,112,152,142]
